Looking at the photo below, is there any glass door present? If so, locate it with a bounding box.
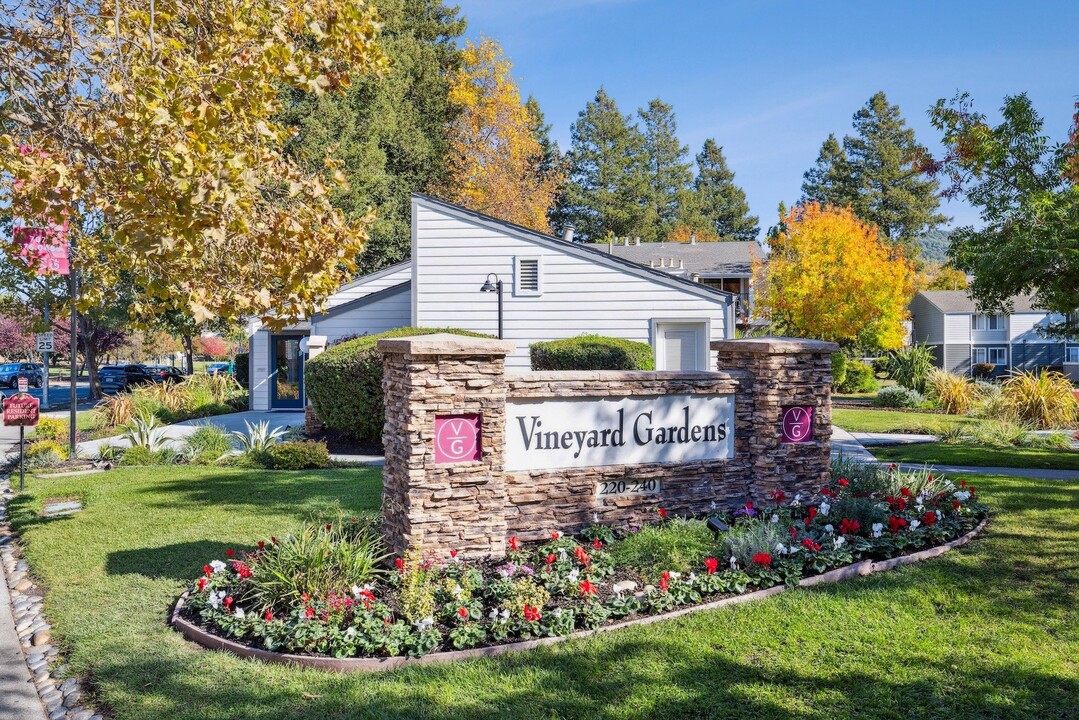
[270,335,304,408]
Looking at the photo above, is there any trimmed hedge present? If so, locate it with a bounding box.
[530,334,654,371]
[836,360,879,394]
[305,327,492,444]
[255,440,331,470]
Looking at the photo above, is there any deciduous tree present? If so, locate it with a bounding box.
[1,0,388,328]
[438,39,563,232]
[924,92,1079,337]
[754,203,914,350]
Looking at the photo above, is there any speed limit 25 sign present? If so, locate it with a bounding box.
[36,332,55,353]
[433,414,482,464]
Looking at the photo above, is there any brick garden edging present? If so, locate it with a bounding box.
[170,518,988,673]
[0,474,104,720]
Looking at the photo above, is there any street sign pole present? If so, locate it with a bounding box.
[42,285,50,410]
[19,425,24,492]
[68,237,78,460]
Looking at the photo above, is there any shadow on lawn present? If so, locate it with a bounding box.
[106,541,239,582]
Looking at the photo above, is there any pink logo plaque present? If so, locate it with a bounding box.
[780,406,814,444]
[434,414,482,463]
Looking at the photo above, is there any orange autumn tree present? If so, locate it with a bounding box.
[754,203,914,350]
[440,39,563,231]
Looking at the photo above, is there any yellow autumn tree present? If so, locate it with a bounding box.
[753,203,914,350]
[441,39,563,231]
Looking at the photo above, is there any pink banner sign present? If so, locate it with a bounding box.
[434,414,482,464]
[780,406,814,444]
[13,224,69,275]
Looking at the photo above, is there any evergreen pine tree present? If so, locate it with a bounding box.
[801,133,856,208]
[560,88,649,242]
[525,96,569,232]
[638,99,692,240]
[680,139,759,241]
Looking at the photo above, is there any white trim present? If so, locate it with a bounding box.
[651,318,710,371]
[411,198,419,327]
[513,256,542,297]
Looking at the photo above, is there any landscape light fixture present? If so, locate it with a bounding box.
[479,272,504,339]
[706,517,730,535]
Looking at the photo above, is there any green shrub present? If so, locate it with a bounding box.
[725,521,789,568]
[607,519,718,580]
[254,440,331,470]
[243,517,386,613]
[830,352,848,389]
[306,327,491,444]
[836,360,878,394]
[234,352,249,387]
[119,446,161,466]
[529,334,654,371]
[183,424,234,463]
[875,385,925,408]
[32,416,67,442]
[883,343,935,393]
[971,362,996,380]
[25,439,69,461]
[926,369,978,415]
[24,449,64,469]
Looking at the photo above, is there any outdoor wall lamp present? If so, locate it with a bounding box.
[479,273,504,339]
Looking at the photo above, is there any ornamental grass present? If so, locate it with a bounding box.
[1001,369,1078,430]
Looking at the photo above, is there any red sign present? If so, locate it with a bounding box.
[3,394,40,427]
[13,224,70,275]
[780,406,813,444]
[434,414,482,463]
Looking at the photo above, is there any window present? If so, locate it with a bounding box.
[973,347,987,364]
[988,347,1007,365]
[988,315,1004,330]
[1067,346,1079,364]
[514,257,541,296]
[971,314,1005,331]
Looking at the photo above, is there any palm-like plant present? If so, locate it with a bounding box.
[119,411,171,452]
[230,420,286,453]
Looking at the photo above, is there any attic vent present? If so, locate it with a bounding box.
[515,257,541,296]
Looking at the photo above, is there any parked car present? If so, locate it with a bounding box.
[98,364,157,393]
[144,365,186,383]
[206,362,231,376]
[0,362,44,389]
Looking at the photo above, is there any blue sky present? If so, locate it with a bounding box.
[457,0,1079,236]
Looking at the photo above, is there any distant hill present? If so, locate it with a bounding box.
[918,230,952,263]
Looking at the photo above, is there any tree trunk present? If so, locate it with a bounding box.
[78,316,103,400]
[182,334,194,375]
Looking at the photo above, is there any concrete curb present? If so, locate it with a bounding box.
[171,518,988,673]
[0,476,103,720]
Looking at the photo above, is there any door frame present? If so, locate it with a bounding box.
[269,334,306,409]
[651,319,710,372]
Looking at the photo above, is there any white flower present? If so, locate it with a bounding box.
[774,542,788,555]
[234,607,245,619]
[552,608,563,617]
[834,536,846,549]
[345,627,357,639]
[669,571,682,580]
[909,520,921,531]
[451,583,463,597]
[935,510,943,521]
[916,504,924,513]
[710,500,718,511]
[771,514,779,524]
[792,493,803,506]
[871,523,883,538]
[954,490,971,502]
[568,568,580,582]
[351,584,362,597]
[593,512,599,524]
[210,560,227,573]
[824,524,834,534]
[819,501,831,516]
[414,617,434,631]
[729,556,738,569]
[688,572,697,583]
[558,548,568,561]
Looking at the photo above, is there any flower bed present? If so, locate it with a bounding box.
[174,464,988,667]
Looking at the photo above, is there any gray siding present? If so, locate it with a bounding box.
[943,344,970,375]
[1012,342,1065,371]
[909,294,944,344]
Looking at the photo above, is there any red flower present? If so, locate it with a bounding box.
[458,607,469,618]
[304,606,315,619]
[837,478,849,487]
[658,507,668,518]
[574,546,591,567]
[888,516,908,534]
[821,488,836,498]
[301,593,310,603]
[770,489,787,503]
[704,557,718,574]
[789,526,799,539]
[804,506,817,526]
[900,487,912,497]
[952,500,961,510]
[394,557,405,570]
[263,609,273,622]
[225,549,235,558]
[223,596,234,610]
[271,536,278,545]
[592,538,603,550]
[889,463,897,470]
[579,579,598,595]
[203,564,213,576]
[839,518,860,535]
[969,486,976,494]
[922,511,937,527]
[659,571,670,592]
[960,480,967,489]
[801,538,822,553]
[231,561,253,579]
[546,554,556,565]
[325,523,332,531]
[928,474,935,482]
[550,531,561,540]
[508,536,521,552]
[358,589,376,604]
[523,605,542,622]
[197,577,207,592]
[257,540,265,550]
[449,549,458,559]
[752,552,772,567]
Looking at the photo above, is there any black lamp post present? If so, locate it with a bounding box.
[479,273,503,339]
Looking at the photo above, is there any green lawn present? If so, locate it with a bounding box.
[833,407,981,434]
[8,467,1079,720]
[872,442,1079,471]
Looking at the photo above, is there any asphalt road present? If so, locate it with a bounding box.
[0,382,92,409]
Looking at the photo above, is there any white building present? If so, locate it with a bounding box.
[248,194,737,411]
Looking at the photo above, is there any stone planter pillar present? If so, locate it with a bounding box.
[378,334,516,560]
[712,337,839,502]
